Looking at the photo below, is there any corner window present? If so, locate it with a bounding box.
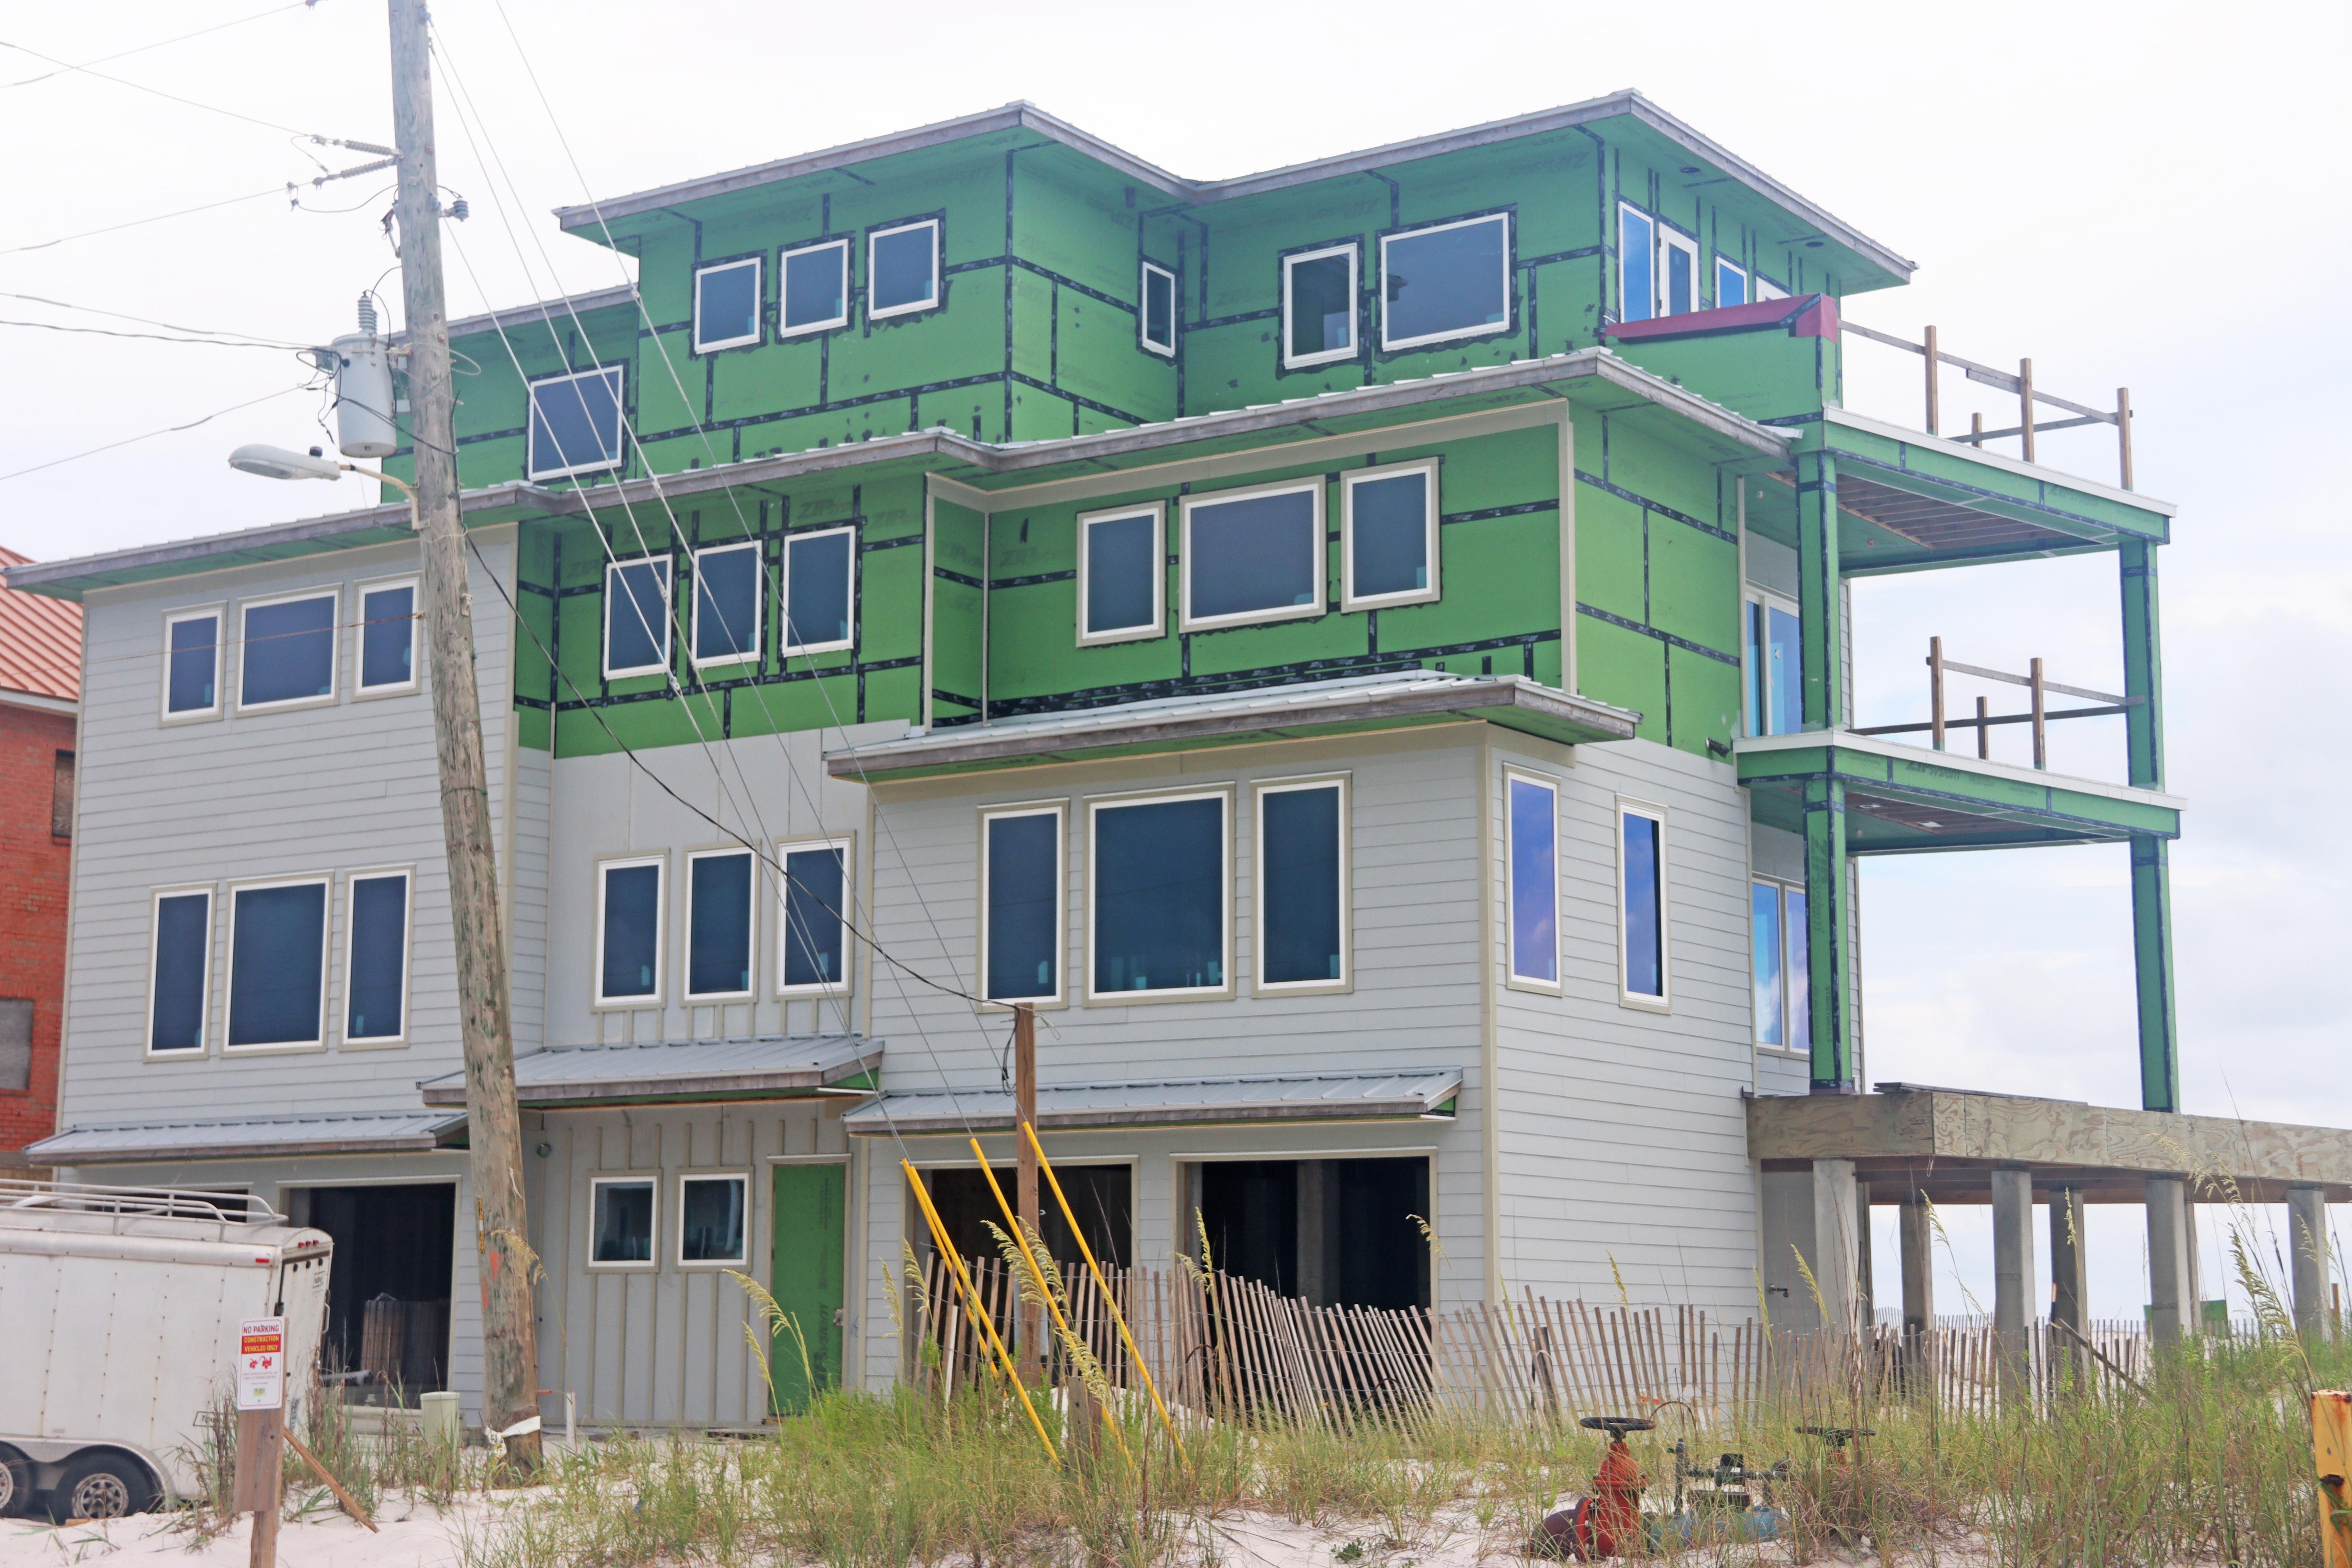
[982,806,1063,1003]
[1618,204,1655,324]
[1659,226,1698,317]
[1380,214,1510,352]
[693,256,762,353]
[604,557,672,680]
[1077,503,1163,645]
[1088,791,1228,998]
[778,839,849,994]
[1619,802,1668,1004]
[238,591,336,711]
[590,1177,655,1267]
[357,579,418,695]
[163,609,220,718]
[1715,257,1748,308]
[1281,244,1357,369]
[1505,774,1559,987]
[1752,877,1807,1049]
[868,219,940,320]
[678,1173,748,1266]
[1255,778,1346,990]
[1140,261,1176,357]
[782,527,854,655]
[526,364,626,482]
[344,871,410,1044]
[1341,460,1439,611]
[1180,482,1323,632]
[1744,592,1801,736]
[691,542,761,667]
[781,239,850,336]
[687,849,755,999]
[148,888,212,1055]
[226,877,328,1050]
[596,855,664,1005]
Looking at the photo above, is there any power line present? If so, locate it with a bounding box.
[0,291,309,346]
[0,317,303,351]
[0,186,284,255]
[0,382,312,485]
[0,39,327,138]
[1,0,322,89]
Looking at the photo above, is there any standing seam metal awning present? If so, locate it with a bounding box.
[21,1112,469,1166]
[419,1034,881,1109]
[843,1069,1463,1136]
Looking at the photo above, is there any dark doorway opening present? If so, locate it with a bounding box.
[290,1183,456,1405]
[927,1163,1131,1269]
[1194,1157,1428,1310]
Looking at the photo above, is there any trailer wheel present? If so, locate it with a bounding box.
[49,1452,156,1522]
[0,1447,31,1518]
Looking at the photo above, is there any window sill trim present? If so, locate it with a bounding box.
[1141,338,1176,360]
[143,1048,211,1063]
[1179,602,1324,636]
[1251,979,1354,999]
[1503,975,1564,997]
[689,653,763,673]
[1081,985,1236,1008]
[1280,346,1360,372]
[602,663,672,683]
[1618,993,1673,1014]
[1340,586,1441,615]
[592,995,665,1012]
[338,1037,411,1052]
[159,708,224,726]
[1754,1044,1807,1058]
[780,639,856,659]
[1381,322,1514,356]
[692,332,764,356]
[777,983,851,1000]
[869,297,940,323]
[976,995,1068,1013]
[1076,623,1165,649]
[676,1257,751,1271]
[235,694,339,717]
[352,682,422,702]
[779,316,850,341]
[222,1041,329,1057]
[585,1261,658,1273]
[685,990,758,1005]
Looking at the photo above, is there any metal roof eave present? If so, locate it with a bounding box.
[22,1113,469,1166]
[843,1068,1464,1136]
[417,1035,883,1109]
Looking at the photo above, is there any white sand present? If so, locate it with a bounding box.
[0,1491,504,1568]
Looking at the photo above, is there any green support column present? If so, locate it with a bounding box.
[1795,450,1844,732]
[1804,775,1854,1092]
[2120,538,2178,1112]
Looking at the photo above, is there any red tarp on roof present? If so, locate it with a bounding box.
[0,548,82,702]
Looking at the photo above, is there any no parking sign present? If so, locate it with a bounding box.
[236,1317,286,1411]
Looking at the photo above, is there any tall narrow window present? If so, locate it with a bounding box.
[868,219,940,320]
[1256,780,1345,989]
[1182,483,1323,631]
[1744,593,1802,736]
[687,849,755,998]
[239,591,336,709]
[148,889,212,1054]
[50,751,74,839]
[1281,244,1357,368]
[692,542,761,667]
[780,239,850,336]
[1379,214,1511,352]
[1751,881,1784,1047]
[345,872,410,1044]
[983,808,1062,1002]
[0,999,29,1092]
[1505,775,1558,986]
[1620,804,1668,1004]
[1077,504,1162,645]
[597,856,664,1004]
[778,840,848,993]
[1139,261,1176,357]
[590,1177,655,1267]
[693,256,762,353]
[1715,257,1749,308]
[526,364,626,481]
[1786,885,1810,1047]
[163,610,220,717]
[1090,793,1227,997]
[1342,461,1439,610]
[358,580,417,694]
[227,878,328,1049]
[1618,205,1656,324]
[1659,226,1698,317]
[605,557,671,679]
[679,1173,748,1266]
[782,527,854,654]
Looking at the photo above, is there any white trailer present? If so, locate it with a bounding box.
[0,1181,332,1520]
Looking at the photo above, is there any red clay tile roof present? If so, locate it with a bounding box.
[0,547,81,703]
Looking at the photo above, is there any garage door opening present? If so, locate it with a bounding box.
[1193,1157,1429,1310]
[924,1163,1131,1269]
[286,1182,455,1406]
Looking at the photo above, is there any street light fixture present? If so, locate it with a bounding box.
[227,443,417,530]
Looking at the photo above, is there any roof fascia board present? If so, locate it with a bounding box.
[1821,406,2176,518]
[0,689,76,716]
[1734,729,2187,811]
[406,282,643,347]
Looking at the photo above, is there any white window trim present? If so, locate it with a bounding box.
[692,256,764,353]
[594,852,667,1009]
[1658,224,1699,317]
[160,605,224,724]
[1339,458,1442,613]
[1617,202,1656,323]
[1502,769,1562,995]
[978,801,1067,1010]
[1138,261,1177,357]
[586,1175,658,1272]
[525,364,627,482]
[676,1171,752,1268]
[353,575,421,697]
[1714,256,1749,309]
[1617,797,1672,1011]
[683,846,759,1002]
[1379,213,1513,353]
[144,884,214,1060]
[1084,786,1233,1005]
[223,873,332,1054]
[778,238,851,337]
[689,541,763,670]
[339,866,414,1049]
[603,556,673,680]
[867,219,941,321]
[235,587,340,715]
[1743,587,1801,738]
[1075,502,1165,646]
[1280,243,1358,369]
[1251,774,1351,997]
[1178,480,1327,634]
[780,526,857,656]
[774,834,853,998]
[1752,875,1805,1056]
[1756,273,1790,302]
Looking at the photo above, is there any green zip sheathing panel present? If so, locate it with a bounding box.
[929,497,985,724]
[1736,741,2182,852]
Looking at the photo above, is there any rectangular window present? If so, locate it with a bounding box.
[239,591,336,710]
[1756,273,1789,302]
[1281,244,1357,368]
[148,889,211,1054]
[1505,774,1558,987]
[526,364,626,482]
[1180,482,1323,632]
[778,840,848,993]
[1744,593,1802,736]
[1089,792,1228,998]
[604,557,671,679]
[782,527,854,654]
[163,609,220,718]
[357,580,417,694]
[1341,460,1439,611]
[1256,779,1345,990]
[1077,504,1163,645]
[596,855,664,1005]
[1786,885,1810,1046]
[1715,257,1748,308]
[687,849,755,999]
[693,256,762,352]
[1660,226,1698,317]
[678,1173,748,1266]
[1380,214,1510,352]
[1751,880,1784,1047]
[344,872,410,1044]
[227,878,328,1049]
[50,751,73,839]
[691,542,761,667]
[1620,803,1668,1004]
[590,1177,655,1267]
[780,239,850,336]
[983,807,1062,1003]
[868,219,939,320]
[0,998,29,1092]
[1618,204,1656,324]
[1140,261,1176,357]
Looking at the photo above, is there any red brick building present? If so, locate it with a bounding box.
[0,546,79,1167]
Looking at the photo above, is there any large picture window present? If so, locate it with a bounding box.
[1505,774,1559,987]
[1180,482,1323,632]
[1281,243,1357,369]
[1620,802,1669,1005]
[869,219,940,320]
[605,557,672,679]
[343,871,410,1044]
[781,239,850,336]
[227,878,328,1050]
[357,580,418,695]
[777,840,849,994]
[148,888,212,1054]
[239,591,336,710]
[687,849,755,999]
[693,256,762,353]
[1077,504,1163,645]
[1255,779,1346,990]
[1379,214,1510,352]
[983,807,1063,1003]
[1089,792,1228,998]
[526,364,626,481]
[782,527,854,655]
[597,855,664,1005]
[163,609,220,718]
[1751,877,1808,1049]
[691,542,761,667]
[1341,460,1439,611]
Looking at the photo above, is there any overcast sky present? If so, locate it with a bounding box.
[3,0,2346,1322]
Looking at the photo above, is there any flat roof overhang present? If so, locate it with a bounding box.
[1735,731,2181,853]
[22,1111,469,1166]
[418,1035,881,1110]
[845,1069,1462,1137]
[1750,1087,2352,1205]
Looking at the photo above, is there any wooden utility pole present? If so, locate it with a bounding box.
[1013,1003,1041,1379]
[388,0,541,1469]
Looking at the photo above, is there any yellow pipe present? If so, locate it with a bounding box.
[902,1159,1058,1467]
[2316,1391,2352,1568]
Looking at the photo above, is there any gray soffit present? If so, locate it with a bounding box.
[419,1034,882,1109]
[843,1068,1463,1136]
[23,1112,468,1166]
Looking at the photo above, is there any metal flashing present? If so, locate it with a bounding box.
[23,1111,468,1166]
[1820,406,2176,519]
[417,1033,881,1108]
[842,1067,1464,1135]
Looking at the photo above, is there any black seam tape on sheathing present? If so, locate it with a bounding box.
[555,653,924,711]
[1575,470,1737,543]
[1575,602,1738,666]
